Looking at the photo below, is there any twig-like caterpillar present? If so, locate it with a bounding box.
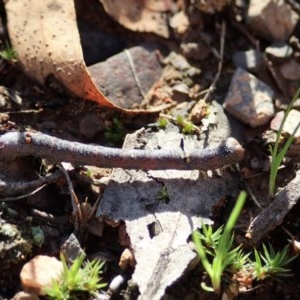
[0,131,244,170]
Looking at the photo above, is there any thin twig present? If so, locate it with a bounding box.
[0,131,245,171]
[59,163,83,226]
[0,170,63,199]
[0,184,46,202]
[87,193,102,222]
[202,21,226,102]
[125,49,146,98]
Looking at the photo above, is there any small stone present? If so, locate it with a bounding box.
[20,255,63,296]
[223,68,274,127]
[181,42,211,61]
[265,42,293,59]
[61,233,85,261]
[79,112,105,139]
[12,291,40,300]
[280,59,300,80]
[270,109,300,143]
[164,51,191,71]
[190,99,208,124]
[172,83,189,95]
[247,0,299,42]
[232,49,264,72]
[108,274,126,294]
[0,113,9,122]
[169,10,189,35]
[119,248,136,270]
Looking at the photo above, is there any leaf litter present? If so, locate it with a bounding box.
[2,0,300,299]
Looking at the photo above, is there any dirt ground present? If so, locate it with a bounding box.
[1,0,300,299]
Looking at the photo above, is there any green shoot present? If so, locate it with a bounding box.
[251,243,296,280]
[269,88,300,197]
[44,253,106,299]
[0,43,17,62]
[158,117,168,129]
[156,185,169,203]
[104,118,125,146]
[192,191,247,294]
[194,223,224,256]
[176,115,195,134]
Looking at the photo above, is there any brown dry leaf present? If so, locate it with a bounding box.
[5,0,129,110]
[99,0,172,38]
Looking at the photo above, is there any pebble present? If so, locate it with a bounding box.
[79,112,105,139]
[246,0,299,42]
[270,109,300,143]
[119,248,136,270]
[232,49,264,72]
[20,255,63,296]
[223,68,274,127]
[280,59,300,81]
[108,274,127,295]
[60,233,85,262]
[181,41,211,61]
[164,51,191,71]
[172,83,189,95]
[169,10,189,35]
[265,42,293,59]
[12,291,40,300]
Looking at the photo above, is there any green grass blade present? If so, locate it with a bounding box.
[269,87,300,197]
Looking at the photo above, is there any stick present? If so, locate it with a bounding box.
[202,21,226,102]
[0,131,244,171]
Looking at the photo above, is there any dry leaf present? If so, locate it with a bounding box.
[99,0,172,38]
[5,0,136,110]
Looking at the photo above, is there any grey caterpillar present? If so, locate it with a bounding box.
[0,131,244,170]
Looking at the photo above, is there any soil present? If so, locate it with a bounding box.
[1,0,300,299]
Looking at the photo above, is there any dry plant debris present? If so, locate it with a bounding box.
[1,0,300,299]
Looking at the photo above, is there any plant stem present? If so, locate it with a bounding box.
[211,190,246,294]
[269,88,300,197]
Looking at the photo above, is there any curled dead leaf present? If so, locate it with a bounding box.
[5,0,161,117]
[6,0,118,108]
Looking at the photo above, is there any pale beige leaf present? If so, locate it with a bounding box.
[99,0,171,38]
[97,102,242,299]
[5,0,120,109]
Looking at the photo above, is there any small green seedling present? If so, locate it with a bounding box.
[0,43,17,62]
[192,191,247,294]
[104,118,125,146]
[251,243,296,280]
[156,185,170,203]
[157,117,168,129]
[269,88,300,197]
[45,253,106,300]
[176,115,195,134]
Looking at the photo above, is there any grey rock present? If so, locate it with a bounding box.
[223,68,274,127]
[280,59,300,80]
[247,0,299,42]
